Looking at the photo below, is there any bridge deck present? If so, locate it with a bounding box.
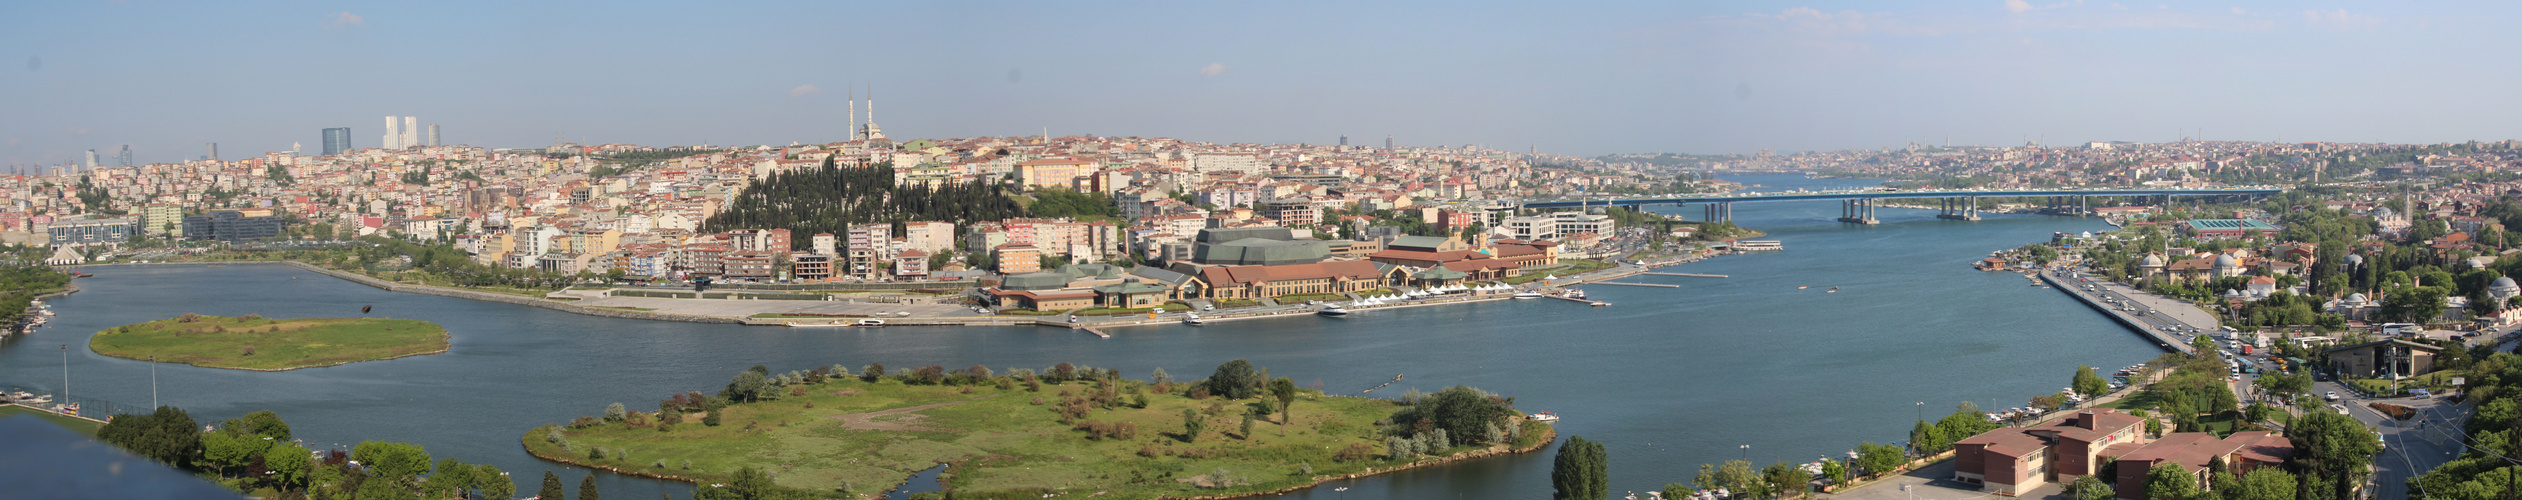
[1518,188,2281,209]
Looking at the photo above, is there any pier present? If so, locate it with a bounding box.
[1078,326,1112,338]
[1546,295,1611,306]
[1643,272,1728,278]
[1587,282,1679,288]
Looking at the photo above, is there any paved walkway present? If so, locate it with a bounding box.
[1826,461,2063,500]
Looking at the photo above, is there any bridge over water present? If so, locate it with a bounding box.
[1515,187,2286,224]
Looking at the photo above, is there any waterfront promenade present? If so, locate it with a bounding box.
[2037,270,2201,355]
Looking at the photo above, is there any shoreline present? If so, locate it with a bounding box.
[520,416,1558,500]
[93,343,453,372]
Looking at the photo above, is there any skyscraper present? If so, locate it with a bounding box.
[383,116,403,149]
[1385,135,1393,150]
[1339,135,1348,147]
[117,145,131,167]
[323,127,352,155]
[205,143,218,161]
[427,124,440,146]
[84,150,99,169]
[402,116,419,149]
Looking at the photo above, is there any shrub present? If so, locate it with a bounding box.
[604,403,627,422]
[177,313,202,323]
[544,427,566,443]
[1334,442,1377,462]
[240,346,255,356]
[653,460,666,468]
[571,416,600,429]
[588,447,605,460]
[239,314,262,321]
[860,363,886,382]
[702,412,721,427]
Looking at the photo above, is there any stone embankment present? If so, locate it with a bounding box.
[2037,270,2196,355]
[280,262,740,324]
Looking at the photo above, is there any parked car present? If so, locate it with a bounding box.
[2325,392,2341,401]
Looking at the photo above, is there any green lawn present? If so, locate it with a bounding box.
[525,376,1548,499]
[0,404,102,435]
[89,315,450,371]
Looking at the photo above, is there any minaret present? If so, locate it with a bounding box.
[848,87,858,141]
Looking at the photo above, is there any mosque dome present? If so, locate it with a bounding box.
[2142,254,2166,267]
[2345,254,2364,267]
[2214,253,2239,269]
[2495,276,2519,293]
[2345,293,2369,305]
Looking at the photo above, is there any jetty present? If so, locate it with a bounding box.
[1546,295,1610,306]
[1587,282,1679,288]
[1077,326,1112,338]
[1643,272,1727,278]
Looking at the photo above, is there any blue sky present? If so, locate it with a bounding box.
[2,1,2514,165]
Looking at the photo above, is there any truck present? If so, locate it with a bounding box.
[2240,345,2253,355]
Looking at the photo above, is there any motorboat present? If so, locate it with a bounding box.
[854,319,887,327]
[1316,305,1349,317]
[1182,314,1206,326]
[1513,291,1544,299]
[1529,411,1559,422]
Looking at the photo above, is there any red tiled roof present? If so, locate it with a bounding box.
[1200,260,1384,286]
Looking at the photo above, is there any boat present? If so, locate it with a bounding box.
[1825,287,1838,293]
[1316,305,1349,317]
[854,319,886,327]
[787,322,848,328]
[1529,411,1560,422]
[1797,286,1808,290]
[1512,291,1544,299]
[1569,290,1587,300]
[1182,314,1206,326]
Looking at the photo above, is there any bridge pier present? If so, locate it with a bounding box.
[1837,198,1878,225]
[1936,196,1981,221]
[1700,202,1732,223]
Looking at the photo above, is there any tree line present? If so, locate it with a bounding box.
[703,159,1026,251]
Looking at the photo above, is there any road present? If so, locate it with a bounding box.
[2312,378,2466,500]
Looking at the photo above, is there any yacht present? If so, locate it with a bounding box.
[854,319,887,327]
[1513,290,1544,299]
[1182,314,1206,326]
[1529,411,1559,422]
[1316,304,1349,317]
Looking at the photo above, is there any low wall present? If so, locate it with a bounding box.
[281,262,739,324]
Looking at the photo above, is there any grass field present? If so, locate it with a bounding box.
[89,315,451,371]
[524,374,1548,499]
[0,404,103,435]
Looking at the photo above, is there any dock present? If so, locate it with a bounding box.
[1078,326,1112,338]
[1588,282,1679,288]
[1546,295,1611,306]
[1643,272,1728,278]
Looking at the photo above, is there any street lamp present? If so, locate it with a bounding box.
[1916,402,1925,423]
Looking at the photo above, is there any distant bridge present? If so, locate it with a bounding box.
[1514,188,2285,224]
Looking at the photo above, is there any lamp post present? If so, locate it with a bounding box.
[151,355,158,409]
[1915,402,1925,423]
[1740,444,1750,463]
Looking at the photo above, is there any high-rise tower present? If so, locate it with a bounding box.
[427,124,440,146]
[205,143,218,161]
[1385,135,1393,150]
[323,127,352,155]
[84,150,99,169]
[402,116,419,149]
[383,116,403,149]
[117,145,131,167]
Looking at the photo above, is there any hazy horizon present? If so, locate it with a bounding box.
[6,1,2518,166]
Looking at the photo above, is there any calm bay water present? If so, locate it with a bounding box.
[0,174,2165,499]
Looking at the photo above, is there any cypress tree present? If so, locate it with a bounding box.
[579,473,601,500]
[1553,435,1608,500]
[539,470,565,500]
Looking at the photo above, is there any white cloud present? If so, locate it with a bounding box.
[2005,0,2033,14]
[2230,7,2246,15]
[2301,9,2382,31]
[788,84,821,97]
[1200,63,1229,78]
[325,12,364,29]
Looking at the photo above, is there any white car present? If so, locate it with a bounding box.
[2325,392,2341,401]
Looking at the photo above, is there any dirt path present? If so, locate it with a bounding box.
[831,394,999,431]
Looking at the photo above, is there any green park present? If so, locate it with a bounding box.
[89,314,451,371]
[521,360,1552,499]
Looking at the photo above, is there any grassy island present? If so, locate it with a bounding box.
[89,314,451,371]
[524,361,1551,499]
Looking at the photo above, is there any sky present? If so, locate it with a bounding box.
[4,1,2518,166]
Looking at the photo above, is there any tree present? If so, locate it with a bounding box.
[98,406,204,468]
[1552,435,1608,500]
[224,410,293,441]
[262,443,314,492]
[2231,467,2294,500]
[579,473,601,500]
[477,464,515,500]
[1181,408,1204,442]
[429,458,476,499]
[1853,442,1905,477]
[1909,420,1946,455]
[353,440,434,486]
[722,370,771,403]
[1386,386,1518,447]
[604,403,628,422]
[2287,411,2379,497]
[1763,460,1814,499]
[2067,474,2113,500]
[2073,365,2111,398]
[1269,377,1299,424]
[2144,463,2201,500]
[1694,459,1760,498]
[1204,359,1262,399]
[540,471,566,500]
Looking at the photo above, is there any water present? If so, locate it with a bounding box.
[0,174,2167,499]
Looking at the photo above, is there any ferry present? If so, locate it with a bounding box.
[1529,411,1559,422]
[1512,291,1544,299]
[1316,305,1349,317]
[854,319,887,328]
[1182,314,1206,326]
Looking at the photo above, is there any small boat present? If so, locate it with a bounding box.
[1316,305,1349,317]
[1334,487,1349,492]
[1512,291,1544,299]
[854,319,886,327]
[1182,314,1206,326]
[1797,286,1808,290]
[1529,411,1560,422]
[1825,287,1837,293]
